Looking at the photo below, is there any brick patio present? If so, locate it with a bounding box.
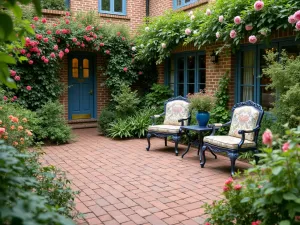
[43,128,250,225]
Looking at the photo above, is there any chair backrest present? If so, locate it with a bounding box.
[163,96,190,126]
[228,100,264,142]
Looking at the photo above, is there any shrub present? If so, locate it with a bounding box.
[204,126,300,225]
[98,108,116,135]
[112,84,140,117]
[145,84,173,109]
[35,101,72,144]
[188,90,216,112]
[41,0,67,10]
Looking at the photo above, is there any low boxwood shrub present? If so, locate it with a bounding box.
[41,0,67,10]
[98,107,116,135]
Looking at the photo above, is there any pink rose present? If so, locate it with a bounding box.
[105,50,110,55]
[66,12,70,16]
[234,184,242,190]
[245,25,253,31]
[288,15,297,24]
[223,186,230,192]
[36,34,42,40]
[53,45,58,51]
[3,96,8,101]
[44,58,49,64]
[219,15,224,23]
[14,76,20,81]
[10,70,16,76]
[216,32,220,39]
[26,53,31,58]
[138,71,143,75]
[262,129,273,146]
[252,221,262,225]
[86,25,92,31]
[72,37,77,42]
[65,48,69,53]
[29,60,33,65]
[55,30,61,35]
[31,24,35,29]
[43,38,48,43]
[65,19,70,24]
[254,1,264,11]
[20,49,26,54]
[33,16,39,21]
[296,21,300,31]
[26,86,32,91]
[100,43,105,47]
[249,35,257,44]
[50,52,56,58]
[122,37,126,41]
[185,28,192,35]
[225,177,233,185]
[0,127,5,135]
[123,67,128,72]
[47,30,52,34]
[58,51,64,59]
[41,56,45,61]
[116,31,121,36]
[294,10,300,21]
[204,223,211,225]
[81,43,85,48]
[76,42,80,46]
[13,96,17,100]
[41,18,47,23]
[234,16,242,25]
[282,142,289,152]
[62,29,68,34]
[230,30,237,38]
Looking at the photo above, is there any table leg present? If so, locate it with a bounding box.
[182,130,191,158]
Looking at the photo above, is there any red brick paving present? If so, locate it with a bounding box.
[43,128,250,225]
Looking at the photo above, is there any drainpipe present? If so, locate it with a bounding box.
[146,0,149,18]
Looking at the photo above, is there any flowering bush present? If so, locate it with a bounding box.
[188,90,216,112]
[204,126,300,225]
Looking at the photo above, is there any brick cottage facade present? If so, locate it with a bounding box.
[41,0,300,122]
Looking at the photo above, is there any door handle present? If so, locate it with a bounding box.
[89,89,93,95]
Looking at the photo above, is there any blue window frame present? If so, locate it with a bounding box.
[236,38,300,110]
[173,0,199,9]
[165,52,206,97]
[99,0,126,15]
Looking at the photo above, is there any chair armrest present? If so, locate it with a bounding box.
[238,126,260,149]
[178,117,190,126]
[150,113,165,125]
[208,121,231,135]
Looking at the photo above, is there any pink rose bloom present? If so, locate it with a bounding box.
[31,24,35,29]
[53,45,58,51]
[282,142,289,152]
[122,37,126,41]
[234,184,242,190]
[216,32,220,39]
[41,18,47,23]
[234,16,242,25]
[161,43,166,48]
[225,177,233,185]
[85,37,91,42]
[43,38,48,43]
[254,1,264,11]
[65,48,69,53]
[230,30,237,38]
[262,129,273,146]
[116,31,121,36]
[185,28,192,35]
[13,96,17,100]
[223,186,230,192]
[86,25,92,31]
[58,51,64,59]
[76,42,80,46]
[219,15,224,23]
[0,127,5,135]
[249,35,257,44]
[26,86,32,91]
[245,25,253,31]
[50,52,56,58]
[294,10,300,21]
[72,37,77,42]
[81,43,85,48]
[47,30,52,34]
[3,96,8,101]
[65,19,70,24]
[66,12,70,16]
[288,15,297,24]
[204,223,211,225]
[44,58,49,64]
[10,70,16,76]
[62,29,68,34]
[206,9,211,16]
[100,43,105,47]
[55,30,61,35]
[138,71,143,75]
[105,50,110,55]
[14,76,20,81]
[123,67,128,72]
[57,39,61,43]
[33,16,39,21]
[26,53,31,58]
[252,221,262,225]
[20,49,26,54]
[36,34,42,40]
[41,56,45,61]
[29,60,33,65]
[296,21,300,31]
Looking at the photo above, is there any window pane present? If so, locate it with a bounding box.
[178,57,184,70]
[242,50,255,67]
[72,58,78,67]
[102,0,110,11]
[188,84,194,94]
[178,70,184,83]
[187,55,195,69]
[185,0,191,3]
[241,68,254,85]
[114,0,122,12]
[83,59,89,69]
[178,84,184,96]
[282,44,300,57]
[72,69,78,78]
[199,70,206,84]
[241,86,254,101]
[83,69,89,78]
[177,0,182,6]
[261,86,275,110]
[198,84,205,92]
[188,70,195,83]
[199,55,206,68]
[72,58,78,78]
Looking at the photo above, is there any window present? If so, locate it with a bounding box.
[236,39,300,110]
[165,52,206,96]
[173,0,199,9]
[99,0,126,15]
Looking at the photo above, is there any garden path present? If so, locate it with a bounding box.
[43,128,250,225]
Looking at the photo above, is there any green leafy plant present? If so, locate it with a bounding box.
[204,126,300,225]
[188,90,216,112]
[145,83,173,109]
[41,0,67,10]
[98,107,116,135]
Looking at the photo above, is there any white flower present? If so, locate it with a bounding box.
[193,30,198,34]
[206,9,211,16]
[216,32,220,39]
[145,27,150,32]
[132,46,136,51]
[161,43,166,48]
[188,11,193,16]
[219,15,224,23]
[140,44,144,48]
[190,15,195,20]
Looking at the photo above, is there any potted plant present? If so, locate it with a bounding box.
[187,90,216,127]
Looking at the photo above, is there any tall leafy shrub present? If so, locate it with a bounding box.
[145,84,173,109]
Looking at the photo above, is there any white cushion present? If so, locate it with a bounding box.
[148,125,181,134]
[204,135,256,149]
[163,100,189,126]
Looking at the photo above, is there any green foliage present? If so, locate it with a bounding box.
[98,107,116,135]
[209,72,231,135]
[41,0,67,10]
[0,142,75,225]
[145,84,173,109]
[107,108,157,138]
[35,101,72,144]
[264,50,300,130]
[188,90,216,112]
[135,0,300,64]
[112,84,140,117]
[204,126,300,225]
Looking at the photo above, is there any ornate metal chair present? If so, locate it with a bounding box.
[200,100,264,176]
[146,96,190,156]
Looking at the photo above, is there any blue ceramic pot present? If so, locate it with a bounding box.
[196,111,210,127]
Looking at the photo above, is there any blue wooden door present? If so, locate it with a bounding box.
[68,54,95,120]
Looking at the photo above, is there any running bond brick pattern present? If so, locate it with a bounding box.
[43,128,250,225]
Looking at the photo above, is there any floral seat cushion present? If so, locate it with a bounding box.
[163,100,190,126]
[228,106,260,141]
[148,125,181,134]
[204,136,256,149]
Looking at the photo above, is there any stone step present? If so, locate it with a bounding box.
[68,119,98,129]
